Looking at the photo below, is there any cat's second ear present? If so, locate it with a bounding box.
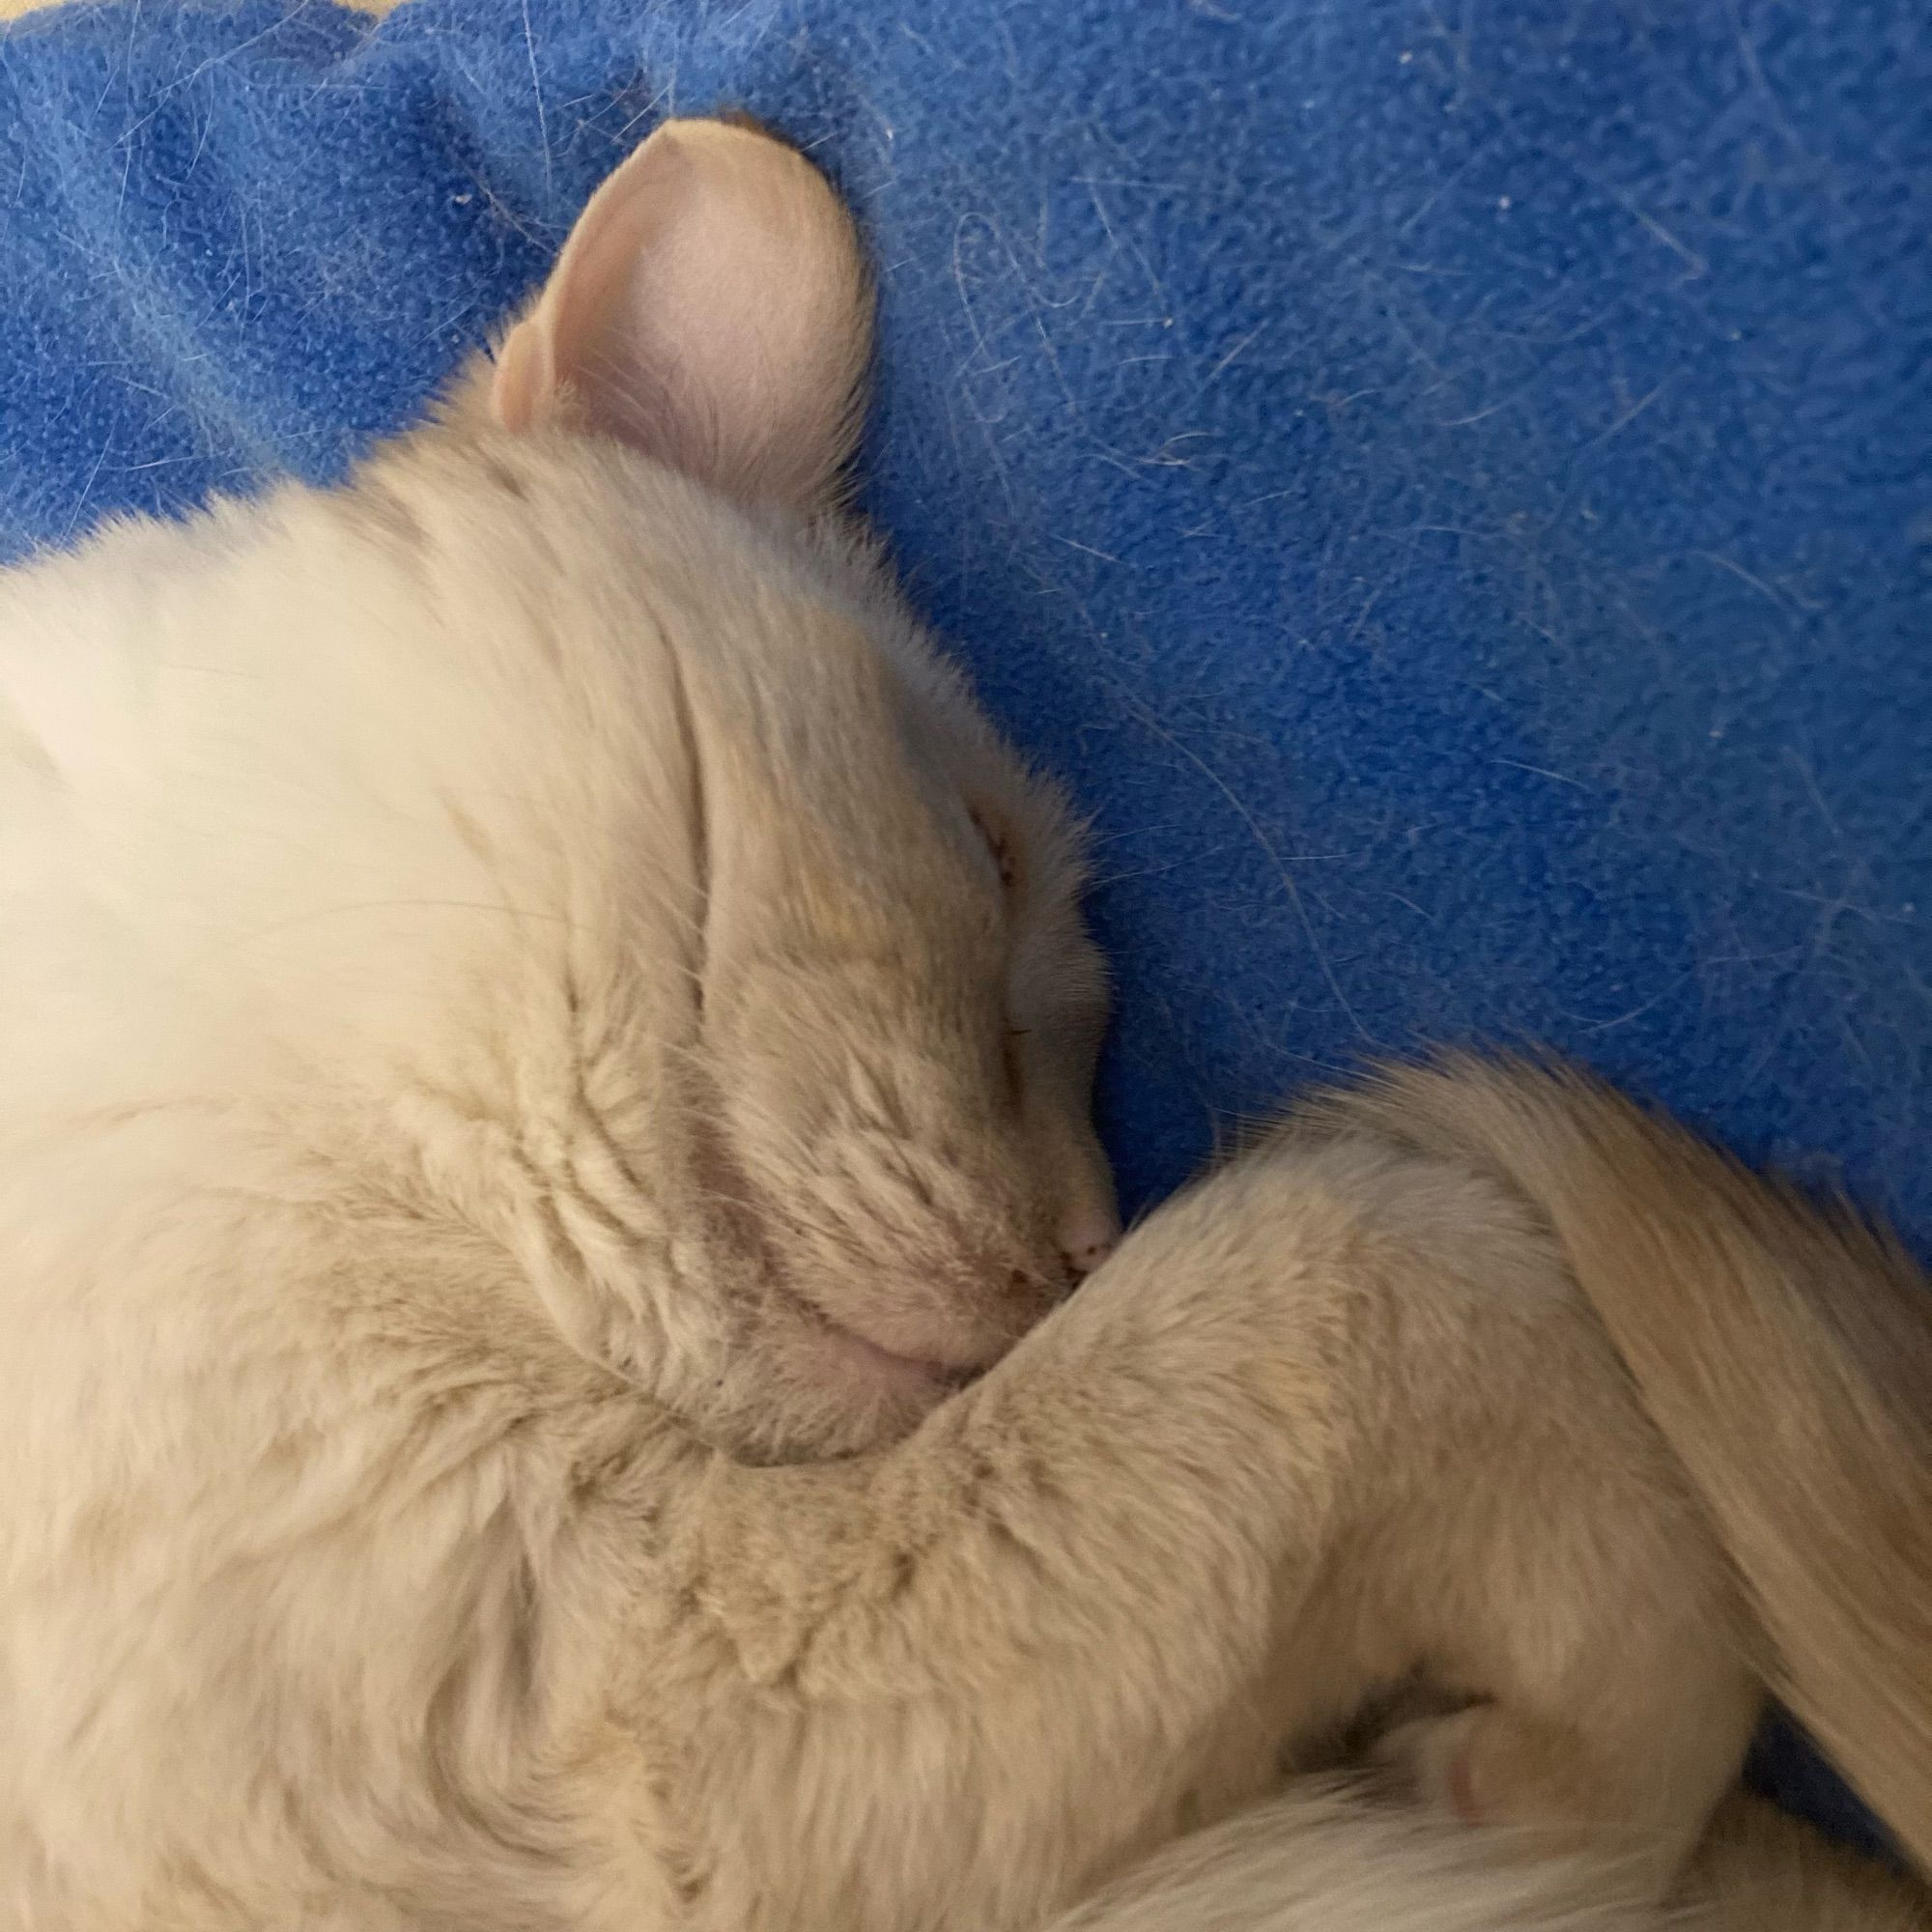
[490,118,872,513]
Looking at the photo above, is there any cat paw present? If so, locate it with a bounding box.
[1373,1705,1491,1824]
[1373,1704,1605,1837]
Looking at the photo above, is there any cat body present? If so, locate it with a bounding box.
[0,954,1759,1927]
[0,118,1126,1927]
[2,117,1925,1932]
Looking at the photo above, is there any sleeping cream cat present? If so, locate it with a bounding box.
[2,117,1926,1931]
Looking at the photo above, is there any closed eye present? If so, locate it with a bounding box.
[1001,1024,1029,1106]
[967,803,1017,893]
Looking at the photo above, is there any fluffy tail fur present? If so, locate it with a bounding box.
[1052,1790,1927,1932]
[1310,1051,1932,1878]
[1050,1786,1657,1932]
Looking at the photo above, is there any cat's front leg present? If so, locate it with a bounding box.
[644,1157,1387,1931]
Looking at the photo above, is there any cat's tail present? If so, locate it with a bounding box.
[1047,1788,1925,1931]
[1305,1050,1932,1879]
[1047,1786,1655,1932]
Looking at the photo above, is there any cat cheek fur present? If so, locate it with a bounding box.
[687,785,1101,1406]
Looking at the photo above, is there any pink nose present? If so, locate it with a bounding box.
[1057,1211,1120,1283]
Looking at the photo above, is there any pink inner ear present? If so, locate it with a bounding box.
[490,119,872,512]
[491,310,554,436]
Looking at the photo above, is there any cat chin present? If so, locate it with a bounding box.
[781,1290,967,1407]
[802,1312,963,1403]
[717,1291,968,1461]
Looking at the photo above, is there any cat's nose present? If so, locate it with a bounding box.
[1056,1211,1120,1286]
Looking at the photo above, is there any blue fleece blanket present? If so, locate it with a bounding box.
[2,0,1925,1849]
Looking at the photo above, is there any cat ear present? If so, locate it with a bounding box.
[489,118,872,513]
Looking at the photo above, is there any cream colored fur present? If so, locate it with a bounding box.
[1323,1051,1932,1875]
[1051,1790,1928,1932]
[0,120,1120,1924]
[1051,1786,1663,1932]
[1041,1044,1932,1932]
[2,118,1922,1932]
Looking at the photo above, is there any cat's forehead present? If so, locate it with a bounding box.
[362,429,1049,870]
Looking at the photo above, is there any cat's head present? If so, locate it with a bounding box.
[455,120,1117,1457]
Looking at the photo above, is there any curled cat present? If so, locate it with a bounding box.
[0,116,1123,1923]
[0,117,1118,1469]
[4,118,1925,1932]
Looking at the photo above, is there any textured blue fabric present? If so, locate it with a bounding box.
[1,0,1924,1854]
